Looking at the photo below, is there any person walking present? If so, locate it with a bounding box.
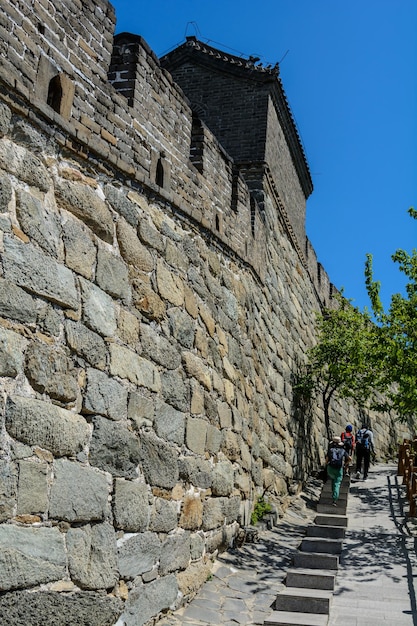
[326,436,351,506]
[355,424,375,480]
[341,424,355,475]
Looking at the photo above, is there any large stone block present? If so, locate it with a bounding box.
[17,460,48,515]
[110,343,161,392]
[0,102,12,136]
[89,415,141,478]
[0,326,26,377]
[179,494,203,530]
[118,531,160,579]
[2,236,78,309]
[79,278,117,337]
[96,246,131,302]
[0,277,37,324]
[113,478,149,532]
[65,320,108,370]
[140,432,179,489]
[66,523,118,590]
[105,184,140,227]
[62,216,97,279]
[159,533,191,576]
[16,189,61,257]
[0,174,12,211]
[167,307,196,348]
[120,575,178,626]
[186,416,207,455]
[178,456,212,489]
[0,525,66,591]
[0,590,122,626]
[211,460,234,496]
[55,179,114,243]
[5,395,90,457]
[83,368,128,421]
[161,369,189,412]
[116,218,154,271]
[0,139,51,191]
[154,399,185,445]
[0,460,17,522]
[49,459,110,523]
[25,341,78,403]
[149,497,178,532]
[140,323,181,370]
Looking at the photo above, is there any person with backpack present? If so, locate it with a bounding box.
[326,436,351,506]
[341,424,355,476]
[355,424,375,480]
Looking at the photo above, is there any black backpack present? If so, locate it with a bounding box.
[328,446,345,468]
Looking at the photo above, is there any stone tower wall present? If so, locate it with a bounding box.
[0,1,404,625]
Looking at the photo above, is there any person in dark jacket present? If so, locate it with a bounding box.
[326,436,351,506]
[355,424,375,480]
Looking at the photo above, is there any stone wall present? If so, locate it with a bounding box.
[0,1,406,625]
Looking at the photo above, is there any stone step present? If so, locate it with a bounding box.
[314,514,348,528]
[316,502,347,515]
[273,587,332,614]
[293,550,339,570]
[306,524,345,540]
[319,494,348,504]
[264,610,329,625]
[300,537,343,555]
[286,567,336,590]
[321,483,349,495]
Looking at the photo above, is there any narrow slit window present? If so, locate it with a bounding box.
[47,75,63,113]
[156,157,164,188]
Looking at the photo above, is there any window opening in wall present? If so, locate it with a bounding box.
[156,157,164,188]
[47,75,63,113]
[215,214,220,231]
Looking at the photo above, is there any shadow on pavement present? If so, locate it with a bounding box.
[334,469,417,625]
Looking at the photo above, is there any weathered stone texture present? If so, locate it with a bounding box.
[17,460,48,515]
[113,478,149,531]
[2,236,78,309]
[89,415,141,478]
[0,525,66,591]
[0,326,26,377]
[49,459,109,522]
[0,591,122,626]
[118,531,160,579]
[83,367,128,420]
[5,395,90,457]
[120,575,178,626]
[55,179,114,243]
[66,523,118,590]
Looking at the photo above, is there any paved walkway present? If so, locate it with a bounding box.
[329,463,417,626]
[158,464,417,626]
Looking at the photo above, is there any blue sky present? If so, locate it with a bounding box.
[112,0,417,312]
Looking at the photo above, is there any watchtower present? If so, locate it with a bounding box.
[160,36,313,258]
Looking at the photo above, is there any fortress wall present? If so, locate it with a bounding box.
[0,1,403,625]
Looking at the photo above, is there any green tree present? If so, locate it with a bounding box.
[297,293,381,440]
[364,207,417,421]
[300,208,417,434]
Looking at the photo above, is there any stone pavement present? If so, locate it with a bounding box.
[158,478,323,626]
[328,463,417,626]
[158,464,417,626]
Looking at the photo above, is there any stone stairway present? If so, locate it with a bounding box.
[264,476,350,626]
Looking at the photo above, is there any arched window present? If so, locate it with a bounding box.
[155,157,164,188]
[47,75,63,114]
